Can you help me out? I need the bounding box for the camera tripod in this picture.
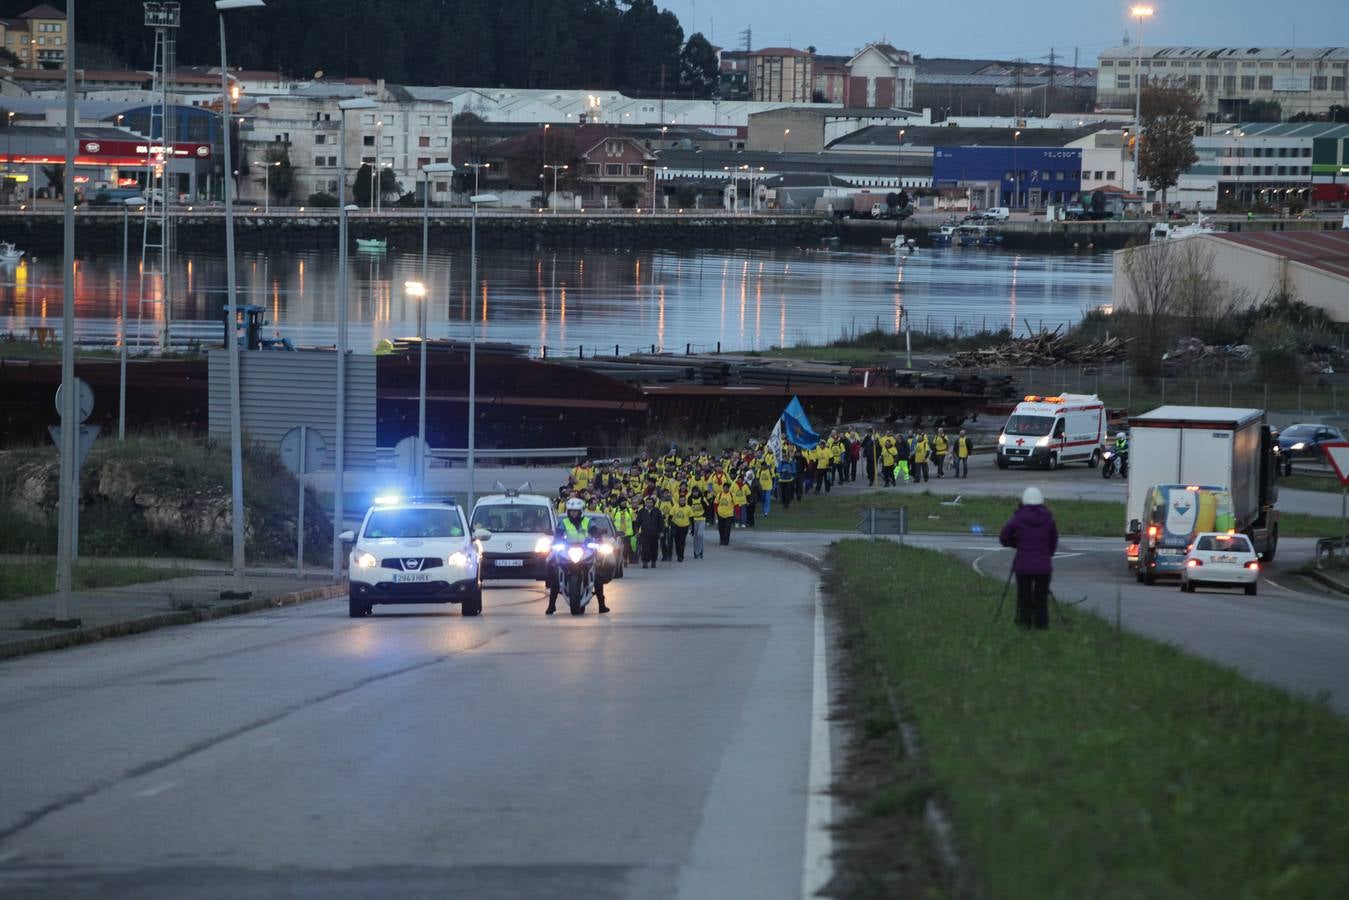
[993,568,1078,626]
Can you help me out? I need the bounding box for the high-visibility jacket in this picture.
[613,508,634,536]
[757,467,774,491]
[731,482,749,506]
[715,491,736,518]
[933,435,949,455]
[689,496,709,521]
[559,516,591,541]
[913,437,931,464]
[831,441,844,464]
[669,502,693,528]
[571,466,592,490]
[956,436,972,459]
[879,438,897,467]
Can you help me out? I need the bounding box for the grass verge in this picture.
[758,488,1343,538]
[827,539,1349,898]
[0,559,182,602]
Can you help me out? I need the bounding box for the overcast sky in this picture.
[674,0,1347,63]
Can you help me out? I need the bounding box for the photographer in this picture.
[998,487,1059,630]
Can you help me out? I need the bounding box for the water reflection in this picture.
[0,245,1114,353]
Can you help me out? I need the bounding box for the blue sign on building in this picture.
[933,146,1082,208]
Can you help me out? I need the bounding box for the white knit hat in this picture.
[1021,486,1045,506]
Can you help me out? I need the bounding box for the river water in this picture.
[0,244,1114,354]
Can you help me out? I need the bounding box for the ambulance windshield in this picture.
[1004,414,1054,437]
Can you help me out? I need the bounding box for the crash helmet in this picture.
[565,498,585,513]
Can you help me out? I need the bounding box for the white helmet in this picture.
[1021,486,1045,506]
[565,498,585,512]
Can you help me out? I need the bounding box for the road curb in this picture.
[1304,568,1349,595]
[0,582,348,662]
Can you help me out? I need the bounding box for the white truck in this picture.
[1125,406,1280,583]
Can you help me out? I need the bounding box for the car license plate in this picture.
[495,559,524,567]
[1212,555,1237,563]
[392,572,431,583]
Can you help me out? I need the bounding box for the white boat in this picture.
[1151,216,1217,241]
[0,242,24,264]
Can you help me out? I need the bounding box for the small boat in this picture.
[957,224,1003,247]
[355,237,387,253]
[0,241,24,264]
[927,224,957,245]
[1151,216,1216,241]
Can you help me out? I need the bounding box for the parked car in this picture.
[1180,532,1260,595]
[1275,423,1344,474]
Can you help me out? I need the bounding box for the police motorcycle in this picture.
[548,498,605,615]
[1101,439,1129,479]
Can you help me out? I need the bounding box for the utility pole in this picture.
[1045,47,1056,117]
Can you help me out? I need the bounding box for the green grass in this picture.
[759,488,1345,538]
[0,559,182,602]
[1279,474,1344,494]
[828,539,1349,899]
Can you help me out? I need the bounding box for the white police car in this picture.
[343,496,485,618]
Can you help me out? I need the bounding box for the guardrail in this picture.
[1315,536,1349,569]
[375,445,589,466]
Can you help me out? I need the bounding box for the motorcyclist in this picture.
[549,497,607,615]
[1113,431,1129,474]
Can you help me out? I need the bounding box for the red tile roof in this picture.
[1212,230,1349,280]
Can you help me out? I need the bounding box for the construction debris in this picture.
[941,329,1131,369]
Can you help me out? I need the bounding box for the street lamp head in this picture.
[422,162,456,174]
[469,193,500,204]
[123,197,146,207]
[1130,4,1154,18]
[215,0,265,10]
[343,203,359,211]
[404,280,427,298]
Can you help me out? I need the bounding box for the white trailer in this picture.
[1124,406,1280,576]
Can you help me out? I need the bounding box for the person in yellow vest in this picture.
[657,489,675,561]
[954,429,974,479]
[669,488,694,561]
[688,486,709,559]
[831,435,845,488]
[571,459,593,493]
[731,476,750,528]
[913,431,931,483]
[612,496,636,562]
[933,428,950,478]
[757,463,776,517]
[879,435,898,487]
[715,482,737,545]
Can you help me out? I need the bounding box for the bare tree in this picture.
[1122,240,1179,376]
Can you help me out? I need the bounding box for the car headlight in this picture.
[998,433,1007,445]
[1036,435,1050,447]
[534,537,552,553]
[448,551,469,567]
[354,551,377,569]
[567,546,584,563]
[1291,442,1306,451]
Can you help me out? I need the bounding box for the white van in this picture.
[996,393,1107,470]
[983,207,1011,221]
[469,487,558,581]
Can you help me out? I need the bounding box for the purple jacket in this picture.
[998,504,1059,575]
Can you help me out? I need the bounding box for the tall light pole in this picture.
[649,165,658,213]
[544,163,566,214]
[119,196,146,441]
[466,193,500,511]
[1012,129,1022,209]
[216,0,265,595]
[782,128,790,152]
[55,0,79,616]
[333,95,377,577]
[253,158,280,213]
[417,162,455,494]
[463,161,489,202]
[897,128,906,189]
[1131,4,1154,199]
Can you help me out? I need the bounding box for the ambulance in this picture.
[995,393,1107,470]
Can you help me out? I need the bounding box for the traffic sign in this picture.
[48,424,100,468]
[55,379,95,423]
[1321,442,1349,485]
[280,426,326,476]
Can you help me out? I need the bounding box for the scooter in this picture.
[550,540,600,615]
[1101,448,1129,479]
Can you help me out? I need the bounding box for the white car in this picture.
[470,490,557,581]
[343,496,485,618]
[1181,532,1260,595]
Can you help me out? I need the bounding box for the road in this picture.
[743,530,1349,715]
[0,549,833,899]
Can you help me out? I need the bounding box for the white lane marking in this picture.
[801,584,835,899]
[971,548,1011,578]
[135,781,178,798]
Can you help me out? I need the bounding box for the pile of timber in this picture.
[942,329,1131,369]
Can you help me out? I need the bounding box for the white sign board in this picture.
[1272,75,1310,92]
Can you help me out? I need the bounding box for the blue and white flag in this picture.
[780,396,820,449]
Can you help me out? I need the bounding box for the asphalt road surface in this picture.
[0,548,833,900]
[748,530,1349,715]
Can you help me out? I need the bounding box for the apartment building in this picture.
[749,48,814,103]
[242,87,454,202]
[0,4,67,69]
[1096,46,1349,120]
[845,43,916,110]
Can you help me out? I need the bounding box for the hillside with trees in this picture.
[14,0,716,95]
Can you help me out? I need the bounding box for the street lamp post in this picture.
[783,128,790,152]
[253,158,280,213]
[466,193,500,510]
[216,0,265,596]
[544,163,566,214]
[1012,129,1022,209]
[333,96,377,577]
[897,129,906,189]
[463,162,489,200]
[1131,4,1154,198]
[118,196,146,441]
[416,162,455,493]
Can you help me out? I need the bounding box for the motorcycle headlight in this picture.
[552,542,568,554]
[448,551,469,567]
[354,551,377,569]
[567,546,584,563]
[597,543,613,555]
[534,537,552,553]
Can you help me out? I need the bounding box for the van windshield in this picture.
[1004,414,1054,437]
[471,503,553,534]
